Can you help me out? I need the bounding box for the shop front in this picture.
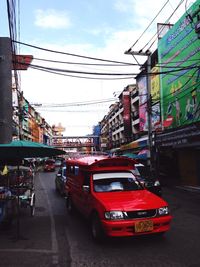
[156,122,200,186]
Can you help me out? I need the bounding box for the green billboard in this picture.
[158,0,200,128]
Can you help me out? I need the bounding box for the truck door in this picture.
[79,171,93,216]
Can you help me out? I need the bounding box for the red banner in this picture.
[12,55,33,70]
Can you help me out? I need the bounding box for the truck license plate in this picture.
[135,220,153,232]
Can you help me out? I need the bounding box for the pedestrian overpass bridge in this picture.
[51,136,98,149]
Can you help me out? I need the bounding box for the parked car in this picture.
[65,155,172,242]
[55,166,67,196]
[44,159,56,172]
[133,163,162,196]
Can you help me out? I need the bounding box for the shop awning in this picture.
[122,148,149,160]
[120,136,148,151]
[122,152,138,159]
[137,148,149,159]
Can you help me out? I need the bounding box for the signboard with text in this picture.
[158,0,200,129]
[151,66,160,103]
[122,92,131,137]
[138,76,148,131]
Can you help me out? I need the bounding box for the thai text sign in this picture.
[158,0,200,128]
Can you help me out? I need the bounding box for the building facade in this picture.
[12,87,54,144]
[100,0,200,187]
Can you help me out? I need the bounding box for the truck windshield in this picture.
[93,172,143,192]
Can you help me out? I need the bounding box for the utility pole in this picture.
[146,51,153,173]
[125,50,153,173]
[18,90,24,140]
[0,37,12,143]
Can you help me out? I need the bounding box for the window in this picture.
[93,172,142,192]
[68,165,79,176]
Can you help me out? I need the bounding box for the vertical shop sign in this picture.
[151,66,160,103]
[151,66,161,130]
[137,76,148,131]
[122,91,131,137]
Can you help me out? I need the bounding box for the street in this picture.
[0,169,200,267]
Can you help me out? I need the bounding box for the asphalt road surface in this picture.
[0,170,200,267]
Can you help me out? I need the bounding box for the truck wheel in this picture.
[91,214,105,242]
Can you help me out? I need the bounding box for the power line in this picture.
[13,40,141,66]
[30,64,135,80]
[33,57,138,67]
[137,67,199,106]
[29,62,136,76]
[142,0,185,52]
[126,0,170,52]
[31,98,117,107]
[33,109,108,113]
[15,59,200,77]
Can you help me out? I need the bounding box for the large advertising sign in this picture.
[151,66,161,130]
[139,103,148,131]
[138,76,147,105]
[151,66,160,103]
[138,76,148,131]
[122,91,131,137]
[138,72,161,131]
[158,0,200,129]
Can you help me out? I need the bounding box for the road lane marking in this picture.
[0,248,53,253]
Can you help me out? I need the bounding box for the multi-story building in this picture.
[12,87,53,144]
[100,115,109,152]
[100,84,144,154]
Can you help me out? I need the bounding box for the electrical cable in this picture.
[12,52,200,69]
[31,98,117,107]
[33,109,108,113]
[28,62,136,76]
[32,57,138,67]
[13,40,141,66]
[7,1,19,92]
[14,59,200,76]
[126,0,170,51]
[29,64,135,80]
[142,0,185,52]
[137,68,199,107]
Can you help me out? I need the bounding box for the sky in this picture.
[0,0,195,136]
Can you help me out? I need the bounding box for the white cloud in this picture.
[34,9,71,29]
